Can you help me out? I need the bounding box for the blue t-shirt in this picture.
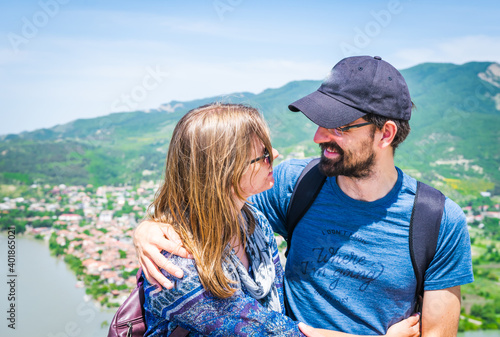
[250,158,474,335]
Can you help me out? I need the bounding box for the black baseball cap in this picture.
[288,56,412,129]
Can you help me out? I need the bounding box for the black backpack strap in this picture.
[409,181,445,313]
[284,158,326,257]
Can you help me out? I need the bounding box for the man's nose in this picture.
[313,126,337,144]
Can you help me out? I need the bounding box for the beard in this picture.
[318,139,376,178]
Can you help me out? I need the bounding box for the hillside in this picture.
[1,61,499,203]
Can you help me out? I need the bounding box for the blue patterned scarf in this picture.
[223,221,281,313]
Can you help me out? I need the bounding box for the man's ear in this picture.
[378,121,397,149]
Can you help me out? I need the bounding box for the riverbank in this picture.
[0,233,115,336]
[28,219,140,309]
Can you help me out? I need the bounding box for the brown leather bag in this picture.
[107,268,189,337]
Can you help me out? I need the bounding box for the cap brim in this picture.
[288,90,366,129]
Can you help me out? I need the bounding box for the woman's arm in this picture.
[144,254,305,336]
[136,216,421,337]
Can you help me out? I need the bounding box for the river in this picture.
[1,233,115,337]
[458,332,500,336]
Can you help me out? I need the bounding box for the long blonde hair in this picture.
[149,103,273,298]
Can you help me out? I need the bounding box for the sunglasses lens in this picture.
[250,148,271,164]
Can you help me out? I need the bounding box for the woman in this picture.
[142,103,419,336]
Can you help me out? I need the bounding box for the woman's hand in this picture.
[385,313,420,337]
[133,220,192,289]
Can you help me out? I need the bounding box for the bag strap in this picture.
[136,267,144,284]
[409,181,445,312]
[171,325,190,337]
[285,158,326,257]
[135,268,190,337]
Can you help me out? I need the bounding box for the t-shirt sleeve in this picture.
[249,159,309,238]
[423,198,474,290]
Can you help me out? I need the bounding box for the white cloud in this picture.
[162,58,329,101]
[438,35,500,64]
[2,1,500,135]
[393,35,500,69]
[392,48,438,69]
[0,48,21,65]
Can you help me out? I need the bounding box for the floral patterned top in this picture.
[143,205,304,336]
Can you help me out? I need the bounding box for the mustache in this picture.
[320,142,344,156]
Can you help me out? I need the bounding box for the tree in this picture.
[470,304,483,318]
[119,249,127,259]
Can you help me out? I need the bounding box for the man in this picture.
[133,56,473,335]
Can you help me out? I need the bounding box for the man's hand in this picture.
[298,314,419,337]
[385,313,420,337]
[133,220,192,289]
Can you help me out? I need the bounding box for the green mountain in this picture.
[1,61,499,203]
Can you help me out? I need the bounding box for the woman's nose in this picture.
[272,148,279,159]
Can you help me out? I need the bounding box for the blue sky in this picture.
[1,0,500,135]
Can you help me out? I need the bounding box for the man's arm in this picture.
[421,286,461,336]
[143,254,307,336]
[298,314,420,337]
